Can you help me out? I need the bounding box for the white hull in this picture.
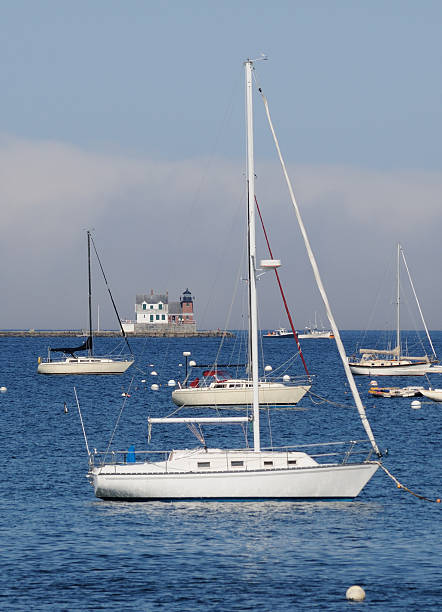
[172,383,310,406]
[420,389,442,402]
[91,449,379,500]
[297,331,333,339]
[349,361,431,376]
[38,357,134,375]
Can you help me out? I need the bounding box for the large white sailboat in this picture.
[86,59,381,501]
[38,231,134,375]
[348,244,437,376]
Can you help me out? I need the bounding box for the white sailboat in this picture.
[172,373,310,407]
[348,244,437,376]
[420,389,442,402]
[172,261,310,407]
[86,59,381,501]
[297,313,334,339]
[38,231,134,375]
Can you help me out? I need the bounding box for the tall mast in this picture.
[396,243,401,359]
[87,230,93,356]
[245,59,260,453]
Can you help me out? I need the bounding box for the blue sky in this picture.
[1,1,442,331]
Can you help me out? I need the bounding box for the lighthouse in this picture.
[180,288,194,324]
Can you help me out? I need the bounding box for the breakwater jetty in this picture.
[0,329,233,338]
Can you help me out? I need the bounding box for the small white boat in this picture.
[349,354,432,377]
[420,388,442,402]
[38,231,134,375]
[38,356,133,375]
[263,327,294,338]
[297,327,334,339]
[348,245,436,377]
[297,313,333,339]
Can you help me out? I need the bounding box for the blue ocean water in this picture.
[1,331,441,611]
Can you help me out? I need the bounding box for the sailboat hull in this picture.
[37,357,134,375]
[91,461,379,501]
[172,383,310,406]
[349,361,431,376]
[420,389,442,402]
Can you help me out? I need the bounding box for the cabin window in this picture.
[197,461,210,468]
[231,460,244,467]
[264,461,273,467]
[288,459,297,465]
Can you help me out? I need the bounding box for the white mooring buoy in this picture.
[168,379,176,387]
[370,380,377,386]
[346,585,366,601]
[151,383,159,391]
[0,386,7,392]
[411,400,421,410]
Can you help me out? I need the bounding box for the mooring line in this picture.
[376,462,441,503]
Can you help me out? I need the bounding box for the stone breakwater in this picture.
[0,329,233,338]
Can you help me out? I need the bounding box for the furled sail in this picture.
[359,347,400,356]
[50,336,92,358]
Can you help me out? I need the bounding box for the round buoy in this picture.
[189,360,196,367]
[141,379,146,383]
[346,585,366,601]
[282,374,290,382]
[264,365,273,372]
[168,379,176,387]
[150,371,158,376]
[151,383,159,391]
[0,386,7,392]
[370,380,377,386]
[411,400,421,410]
[178,363,183,367]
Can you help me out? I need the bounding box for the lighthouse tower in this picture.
[180,288,194,325]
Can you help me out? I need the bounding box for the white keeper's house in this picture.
[122,289,196,333]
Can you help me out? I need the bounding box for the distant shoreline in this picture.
[0,329,232,338]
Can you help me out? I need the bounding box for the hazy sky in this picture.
[1,1,442,331]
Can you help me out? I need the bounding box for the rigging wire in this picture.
[254,70,381,458]
[102,374,137,463]
[89,233,133,356]
[255,195,310,379]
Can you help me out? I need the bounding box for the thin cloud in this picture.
[0,137,441,330]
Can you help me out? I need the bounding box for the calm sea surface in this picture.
[1,331,441,610]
